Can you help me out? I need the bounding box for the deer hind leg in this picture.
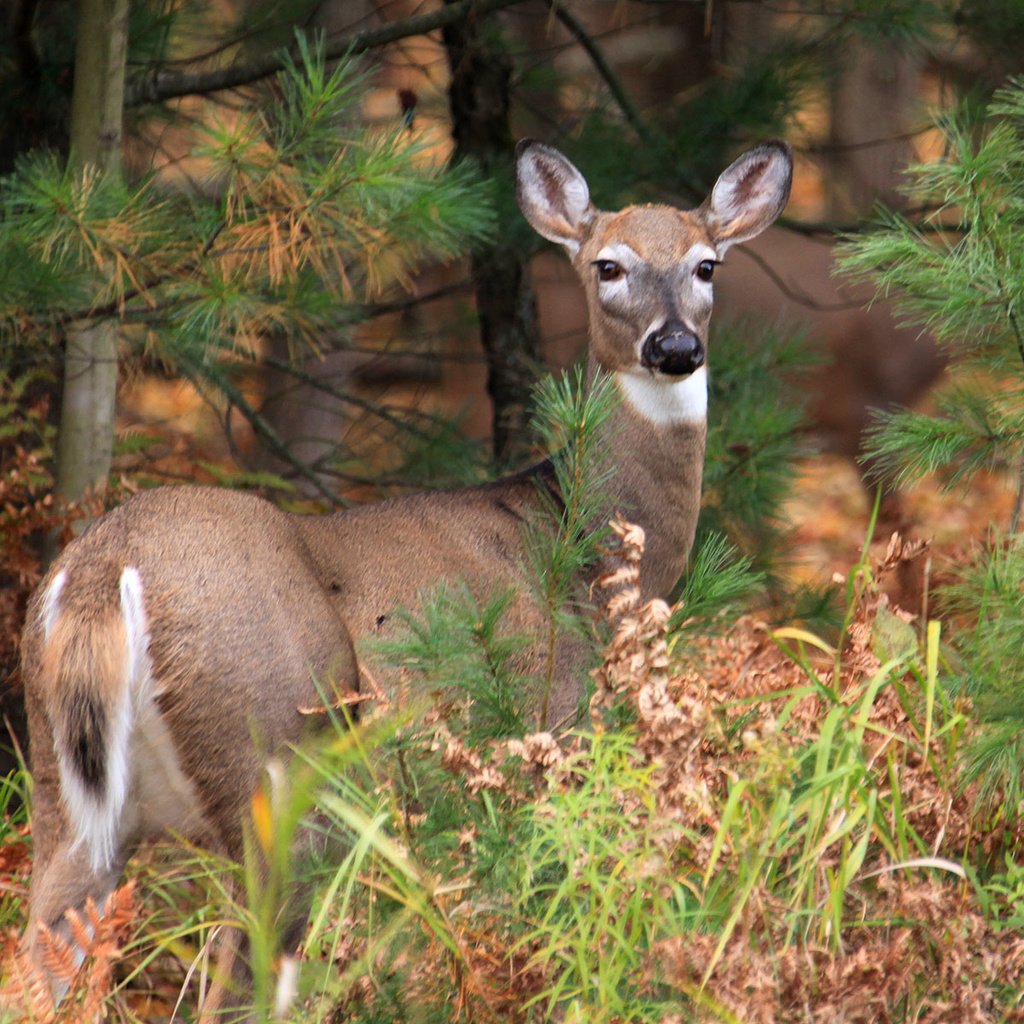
[20,706,128,1005]
[190,805,339,1022]
[23,837,125,1002]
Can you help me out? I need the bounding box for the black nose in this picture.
[641,323,705,377]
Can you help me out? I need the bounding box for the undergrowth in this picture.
[7,80,1024,1011]
[2,372,1023,1022]
[2,360,1023,1021]
[4,516,1022,1023]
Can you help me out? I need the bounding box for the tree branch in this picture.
[548,0,656,148]
[258,351,444,441]
[125,0,531,108]
[731,242,866,313]
[178,354,347,508]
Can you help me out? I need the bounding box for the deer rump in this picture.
[23,472,564,869]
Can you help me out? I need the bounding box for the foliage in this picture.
[825,0,950,48]
[569,49,807,208]
[4,4,1024,1022]
[838,78,1024,836]
[1,884,140,1024]
[687,317,828,632]
[700,318,816,583]
[957,0,1024,71]
[937,534,1024,818]
[0,35,493,496]
[2,412,1022,1022]
[0,371,106,686]
[671,531,763,636]
[837,78,1024,528]
[377,583,532,742]
[524,366,618,720]
[517,729,669,1022]
[70,525,1013,1024]
[653,41,817,197]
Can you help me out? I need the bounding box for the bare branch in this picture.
[178,356,347,507]
[258,351,443,441]
[548,0,656,148]
[731,242,866,314]
[125,0,531,108]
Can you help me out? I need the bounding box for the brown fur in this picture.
[18,140,793,1003]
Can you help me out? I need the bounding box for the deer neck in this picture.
[591,359,708,597]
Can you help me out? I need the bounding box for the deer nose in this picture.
[641,323,705,377]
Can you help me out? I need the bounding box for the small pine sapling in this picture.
[837,77,1024,822]
[523,365,618,725]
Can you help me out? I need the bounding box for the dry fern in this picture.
[1,882,139,1023]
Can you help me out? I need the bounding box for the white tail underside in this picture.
[48,567,153,873]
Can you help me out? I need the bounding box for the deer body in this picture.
[19,139,791,994]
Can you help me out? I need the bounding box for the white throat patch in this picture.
[615,365,708,425]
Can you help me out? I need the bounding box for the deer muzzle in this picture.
[641,322,705,377]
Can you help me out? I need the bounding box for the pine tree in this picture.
[837,79,1024,531]
[0,36,493,506]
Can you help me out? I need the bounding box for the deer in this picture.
[17,138,792,1001]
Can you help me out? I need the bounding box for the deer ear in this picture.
[705,141,792,252]
[515,140,594,255]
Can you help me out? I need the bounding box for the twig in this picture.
[775,206,961,237]
[256,351,445,441]
[730,242,867,313]
[178,355,346,507]
[548,0,657,149]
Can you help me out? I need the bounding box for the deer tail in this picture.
[38,566,151,872]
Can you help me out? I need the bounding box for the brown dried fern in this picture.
[590,515,719,831]
[1,882,139,1024]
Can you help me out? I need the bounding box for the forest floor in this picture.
[785,453,1014,612]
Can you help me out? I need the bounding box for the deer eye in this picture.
[593,259,624,283]
[696,259,718,282]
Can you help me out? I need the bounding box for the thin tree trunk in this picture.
[441,1,541,468]
[55,0,129,505]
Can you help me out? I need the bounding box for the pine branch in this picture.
[33,258,470,337]
[124,0,530,108]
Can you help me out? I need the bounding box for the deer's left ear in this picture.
[703,141,792,252]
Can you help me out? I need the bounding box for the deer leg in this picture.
[20,683,127,1002]
[195,920,255,1024]
[23,830,125,1003]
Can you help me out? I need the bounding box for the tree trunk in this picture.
[441,0,541,468]
[55,0,129,505]
[826,42,920,219]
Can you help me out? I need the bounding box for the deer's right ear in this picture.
[515,140,594,256]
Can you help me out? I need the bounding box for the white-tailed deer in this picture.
[18,139,791,995]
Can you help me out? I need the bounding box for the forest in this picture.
[2,0,1024,1020]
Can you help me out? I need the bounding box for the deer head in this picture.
[516,139,792,423]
